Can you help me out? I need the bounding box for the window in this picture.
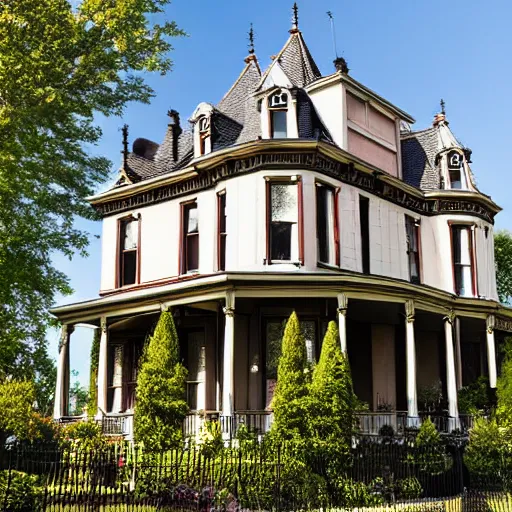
[217,191,227,271]
[451,225,475,297]
[198,116,211,156]
[118,216,139,287]
[181,201,199,274]
[359,196,370,274]
[447,150,467,189]
[184,330,206,411]
[405,215,420,283]
[266,179,302,263]
[316,183,339,266]
[268,91,288,138]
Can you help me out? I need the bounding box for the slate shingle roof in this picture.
[401,128,440,190]
[278,32,321,88]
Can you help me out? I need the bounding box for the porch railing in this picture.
[356,411,407,435]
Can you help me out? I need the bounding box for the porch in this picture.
[53,288,501,440]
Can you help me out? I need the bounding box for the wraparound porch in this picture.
[52,278,506,439]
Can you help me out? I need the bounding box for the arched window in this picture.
[268,91,288,138]
[198,116,211,156]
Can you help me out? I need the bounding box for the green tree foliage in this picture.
[134,310,188,450]
[414,417,450,475]
[269,311,309,442]
[309,321,356,470]
[69,370,88,416]
[88,328,100,414]
[0,380,37,444]
[497,337,512,425]
[495,230,512,304]
[0,0,183,381]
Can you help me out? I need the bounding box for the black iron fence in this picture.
[1,438,511,511]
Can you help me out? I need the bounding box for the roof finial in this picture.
[440,98,446,116]
[248,23,255,55]
[291,2,299,32]
[121,124,129,169]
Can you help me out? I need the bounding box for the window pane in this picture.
[359,196,370,274]
[317,186,336,264]
[187,205,198,233]
[458,228,471,265]
[449,169,462,189]
[270,223,292,260]
[271,110,287,138]
[187,233,199,271]
[271,184,297,222]
[123,220,137,250]
[122,251,137,285]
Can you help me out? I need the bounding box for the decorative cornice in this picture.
[92,148,497,223]
[495,316,512,332]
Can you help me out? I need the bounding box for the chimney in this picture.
[167,109,182,162]
[334,57,349,74]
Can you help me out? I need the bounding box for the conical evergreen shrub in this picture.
[309,321,356,470]
[87,328,100,414]
[134,310,188,450]
[270,311,309,441]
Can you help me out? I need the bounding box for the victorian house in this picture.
[52,7,512,438]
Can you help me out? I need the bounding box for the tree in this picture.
[309,321,356,469]
[69,370,88,416]
[87,328,100,414]
[0,0,183,380]
[270,311,309,442]
[497,337,512,425]
[495,230,512,304]
[0,380,37,446]
[134,310,188,450]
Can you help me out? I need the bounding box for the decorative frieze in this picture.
[94,149,496,223]
[495,316,512,333]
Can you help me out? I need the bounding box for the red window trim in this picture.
[315,180,341,267]
[115,214,141,289]
[448,221,477,297]
[217,191,226,271]
[180,199,199,275]
[265,176,304,265]
[405,215,421,284]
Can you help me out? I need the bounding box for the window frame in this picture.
[405,215,421,284]
[359,195,370,274]
[315,180,340,268]
[198,116,211,156]
[116,214,141,288]
[265,176,304,265]
[268,91,288,139]
[217,190,227,271]
[180,199,199,275]
[449,222,478,297]
[446,150,466,190]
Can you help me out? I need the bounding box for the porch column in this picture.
[53,324,74,419]
[337,293,348,353]
[444,312,460,431]
[486,315,497,388]
[111,345,124,413]
[454,318,463,390]
[405,300,419,426]
[96,317,108,418]
[222,291,235,417]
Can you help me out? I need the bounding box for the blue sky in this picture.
[48,0,512,387]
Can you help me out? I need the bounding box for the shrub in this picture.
[269,312,309,442]
[0,470,39,512]
[498,337,512,426]
[134,310,189,450]
[61,420,105,450]
[414,418,451,475]
[309,321,356,473]
[417,381,443,412]
[379,424,395,438]
[458,376,493,415]
[198,420,223,458]
[87,328,101,414]
[396,476,423,500]
[333,477,385,507]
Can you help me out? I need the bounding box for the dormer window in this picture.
[198,116,211,156]
[447,150,467,189]
[269,92,288,138]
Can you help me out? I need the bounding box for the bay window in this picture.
[118,215,140,287]
[181,201,199,274]
[405,215,420,283]
[451,225,475,297]
[266,178,303,264]
[316,182,339,266]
